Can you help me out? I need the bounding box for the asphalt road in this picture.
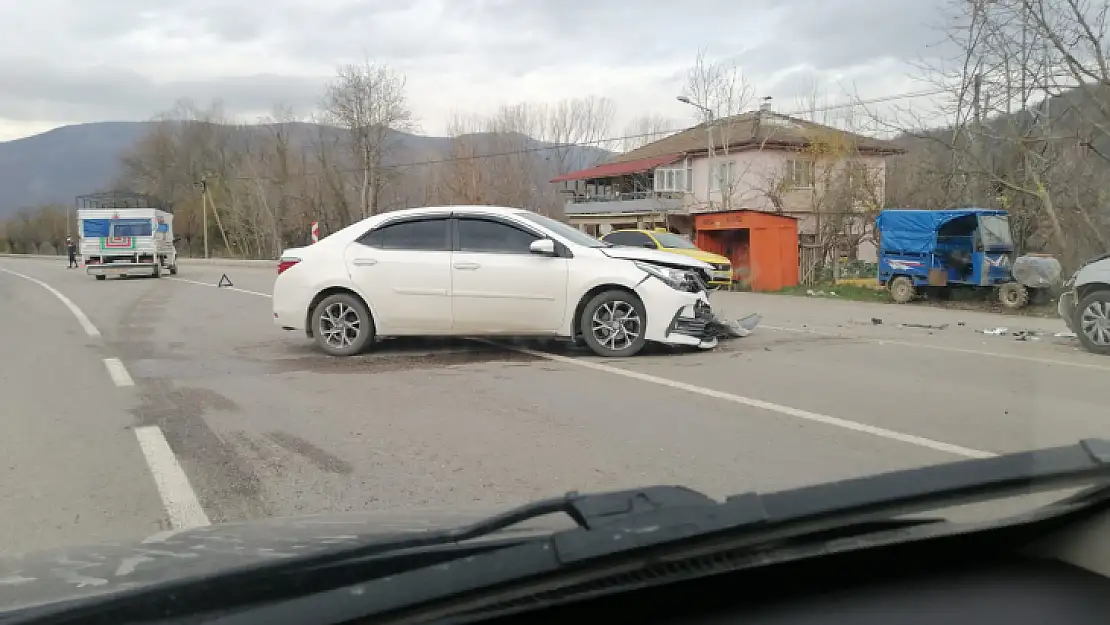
[1,255,1106,555]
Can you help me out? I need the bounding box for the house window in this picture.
[653,166,688,193]
[785,159,815,189]
[713,161,737,192]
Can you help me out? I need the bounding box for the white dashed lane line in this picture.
[0,263,210,530]
[103,357,135,387]
[133,426,212,528]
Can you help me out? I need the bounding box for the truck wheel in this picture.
[153,263,162,278]
[95,275,106,281]
[998,282,1029,310]
[889,276,916,304]
[169,263,178,275]
[1076,289,1110,355]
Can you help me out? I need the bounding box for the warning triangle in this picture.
[218,273,233,288]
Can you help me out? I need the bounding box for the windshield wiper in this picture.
[14,440,1110,625]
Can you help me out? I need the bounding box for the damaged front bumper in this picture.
[667,299,718,348]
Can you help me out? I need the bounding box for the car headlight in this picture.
[634,261,694,290]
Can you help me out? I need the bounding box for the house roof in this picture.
[550,153,683,183]
[609,111,905,164]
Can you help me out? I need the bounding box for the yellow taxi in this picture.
[600,228,733,288]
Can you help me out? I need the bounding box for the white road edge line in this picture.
[762,325,1110,372]
[0,267,101,337]
[501,343,995,460]
[133,425,211,529]
[103,357,135,387]
[166,276,272,298]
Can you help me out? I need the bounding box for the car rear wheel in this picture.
[312,293,375,356]
[580,290,647,358]
[1076,289,1110,356]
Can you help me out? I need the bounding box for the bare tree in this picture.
[620,114,677,152]
[322,61,414,219]
[681,49,755,156]
[880,0,1110,269]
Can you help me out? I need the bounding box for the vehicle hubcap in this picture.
[591,301,641,351]
[320,302,361,349]
[1079,300,1110,346]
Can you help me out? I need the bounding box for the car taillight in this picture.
[278,258,300,274]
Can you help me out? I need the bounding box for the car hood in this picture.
[600,247,713,271]
[0,507,575,611]
[661,248,730,265]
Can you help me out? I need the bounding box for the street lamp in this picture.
[677,96,714,210]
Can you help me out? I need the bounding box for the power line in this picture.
[216,87,947,180]
[380,88,947,170]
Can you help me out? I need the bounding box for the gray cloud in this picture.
[0,0,957,136]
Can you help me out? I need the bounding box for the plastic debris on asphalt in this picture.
[710,313,762,339]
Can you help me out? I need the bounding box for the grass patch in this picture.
[775,284,889,302]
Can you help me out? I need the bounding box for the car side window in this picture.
[457,218,540,254]
[606,231,654,247]
[359,219,449,251]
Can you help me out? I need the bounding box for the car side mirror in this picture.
[529,239,556,256]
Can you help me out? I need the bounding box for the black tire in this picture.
[169,263,178,275]
[153,263,161,278]
[95,274,106,281]
[311,293,375,356]
[1075,289,1110,356]
[889,276,916,304]
[579,290,648,358]
[997,282,1029,310]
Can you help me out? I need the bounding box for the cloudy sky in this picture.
[0,0,959,142]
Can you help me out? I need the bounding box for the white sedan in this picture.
[273,206,719,358]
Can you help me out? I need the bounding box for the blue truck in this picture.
[875,208,1058,309]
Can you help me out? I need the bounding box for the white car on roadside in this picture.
[1058,252,1110,355]
[272,206,718,358]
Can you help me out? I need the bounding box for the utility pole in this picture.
[193,179,209,259]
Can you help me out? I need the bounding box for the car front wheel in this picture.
[1076,289,1110,356]
[580,290,648,358]
[312,293,375,356]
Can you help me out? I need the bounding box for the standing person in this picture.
[66,237,78,268]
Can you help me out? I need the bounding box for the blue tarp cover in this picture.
[876,209,1007,254]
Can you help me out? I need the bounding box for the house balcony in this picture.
[563,191,685,216]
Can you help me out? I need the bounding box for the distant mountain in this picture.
[0,121,611,219]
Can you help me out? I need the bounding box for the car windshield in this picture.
[978,215,1014,248]
[653,232,698,249]
[1,0,1102,614]
[517,211,610,247]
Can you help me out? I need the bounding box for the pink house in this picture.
[552,106,904,262]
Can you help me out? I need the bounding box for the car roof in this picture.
[383,205,529,219]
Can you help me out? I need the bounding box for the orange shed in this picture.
[694,210,799,292]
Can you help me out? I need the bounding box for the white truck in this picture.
[78,207,178,280]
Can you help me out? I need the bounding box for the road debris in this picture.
[871,317,883,325]
[898,322,949,330]
[1054,331,1077,338]
[711,313,763,339]
[981,327,1008,335]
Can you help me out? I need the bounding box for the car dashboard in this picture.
[465,497,1110,625]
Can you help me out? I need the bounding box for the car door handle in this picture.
[453,262,481,270]
[353,258,378,266]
